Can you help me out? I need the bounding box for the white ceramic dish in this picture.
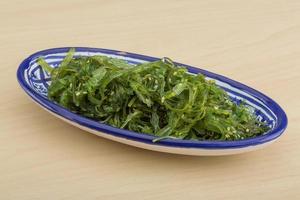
[17,47,288,156]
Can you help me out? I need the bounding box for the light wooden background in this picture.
[0,0,299,199]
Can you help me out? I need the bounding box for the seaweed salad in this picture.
[38,48,270,142]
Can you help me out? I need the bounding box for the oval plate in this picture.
[17,47,288,156]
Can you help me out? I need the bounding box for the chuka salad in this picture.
[38,48,270,142]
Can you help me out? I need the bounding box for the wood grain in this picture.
[0,0,299,199]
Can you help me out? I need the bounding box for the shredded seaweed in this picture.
[39,48,270,142]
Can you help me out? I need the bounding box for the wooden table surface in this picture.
[1,0,299,199]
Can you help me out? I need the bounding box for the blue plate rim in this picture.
[17,47,288,149]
